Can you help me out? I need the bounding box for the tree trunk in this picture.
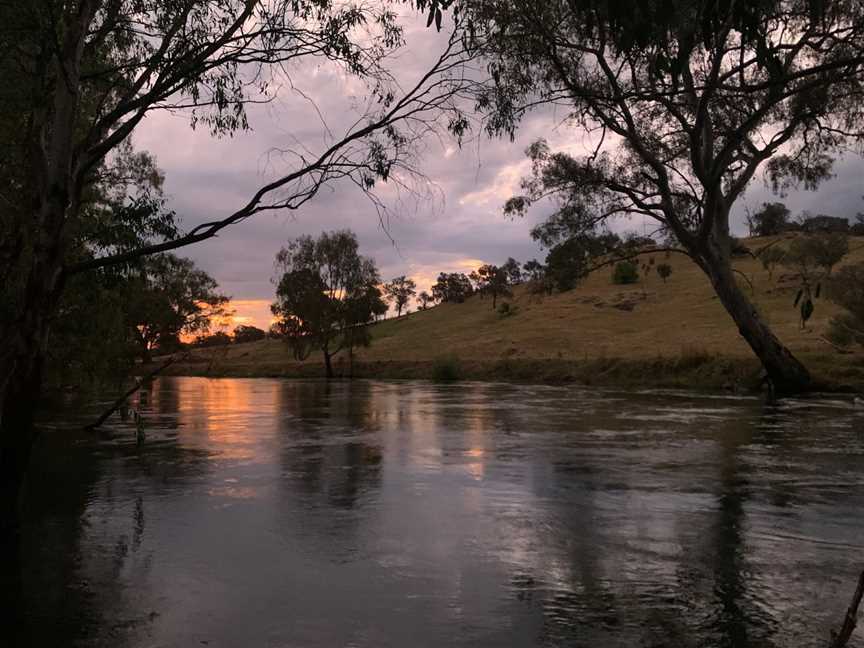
[704,255,812,394]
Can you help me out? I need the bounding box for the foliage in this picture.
[271,230,384,377]
[462,0,864,389]
[760,247,786,280]
[417,291,435,310]
[431,272,473,303]
[193,331,232,348]
[746,202,790,237]
[233,325,267,344]
[780,235,851,328]
[826,263,864,348]
[431,355,462,381]
[544,232,624,292]
[124,254,230,362]
[612,261,640,285]
[656,263,672,283]
[522,259,546,282]
[383,276,417,317]
[501,257,523,284]
[470,264,512,308]
[497,302,517,318]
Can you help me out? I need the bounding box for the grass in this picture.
[165,235,864,391]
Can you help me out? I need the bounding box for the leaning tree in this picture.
[0,0,475,532]
[458,0,864,392]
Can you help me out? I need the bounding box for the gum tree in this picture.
[0,1,474,532]
[462,0,864,392]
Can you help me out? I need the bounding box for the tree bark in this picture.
[704,253,812,394]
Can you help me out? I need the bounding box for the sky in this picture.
[136,12,864,331]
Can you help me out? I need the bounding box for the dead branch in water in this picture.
[84,353,186,431]
[830,570,864,648]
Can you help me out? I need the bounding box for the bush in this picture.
[612,261,639,284]
[497,302,517,318]
[432,355,462,381]
[826,263,864,348]
[656,263,672,283]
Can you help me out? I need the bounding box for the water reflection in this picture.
[9,379,864,647]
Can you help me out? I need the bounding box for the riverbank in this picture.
[154,235,864,392]
[154,350,863,393]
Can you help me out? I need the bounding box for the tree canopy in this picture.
[271,230,384,377]
[457,0,864,391]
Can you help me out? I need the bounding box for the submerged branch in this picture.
[84,353,186,430]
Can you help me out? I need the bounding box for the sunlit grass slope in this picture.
[174,236,864,389]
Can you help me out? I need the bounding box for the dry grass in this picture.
[172,236,864,390]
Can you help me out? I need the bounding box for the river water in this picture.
[7,377,864,647]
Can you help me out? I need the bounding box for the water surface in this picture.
[9,377,864,647]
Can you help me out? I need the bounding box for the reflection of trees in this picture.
[7,383,210,647]
[277,381,382,512]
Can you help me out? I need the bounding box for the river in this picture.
[7,377,864,647]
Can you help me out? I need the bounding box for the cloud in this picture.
[135,11,864,311]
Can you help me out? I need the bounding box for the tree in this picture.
[746,203,790,237]
[760,246,786,281]
[125,255,230,362]
[233,325,267,345]
[780,235,850,328]
[466,0,864,392]
[809,233,849,276]
[826,263,864,348]
[431,272,473,303]
[522,259,546,282]
[0,1,474,531]
[193,331,233,348]
[417,291,435,310]
[271,230,383,378]
[470,264,512,308]
[656,263,673,284]
[383,276,417,317]
[613,261,640,285]
[501,257,523,284]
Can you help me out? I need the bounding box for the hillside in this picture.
[168,236,864,390]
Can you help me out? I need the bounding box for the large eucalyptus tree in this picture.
[0,0,472,531]
[457,0,864,392]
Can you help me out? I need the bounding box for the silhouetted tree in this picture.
[522,259,546,282]
[192,331,232,348]
[271,230,383,378]
[501,257,523,284]
[656,263,672,284]
[417,291,435,310]
[233,325,267,344]
[125,255,230,362]
[383,276,417,317]
[746,203,790,237]
[470,264,512,308]
[431,272,473,303]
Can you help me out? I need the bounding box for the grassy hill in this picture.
[169,236,864,391]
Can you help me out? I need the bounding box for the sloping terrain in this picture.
[170,236,864,389]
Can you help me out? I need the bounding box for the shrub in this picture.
[656,263,672,283]
[497,302,517,318]
[826,263,864,348]
[432,355,462,381]
[759,246,785,279]
[612,260,639,284]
